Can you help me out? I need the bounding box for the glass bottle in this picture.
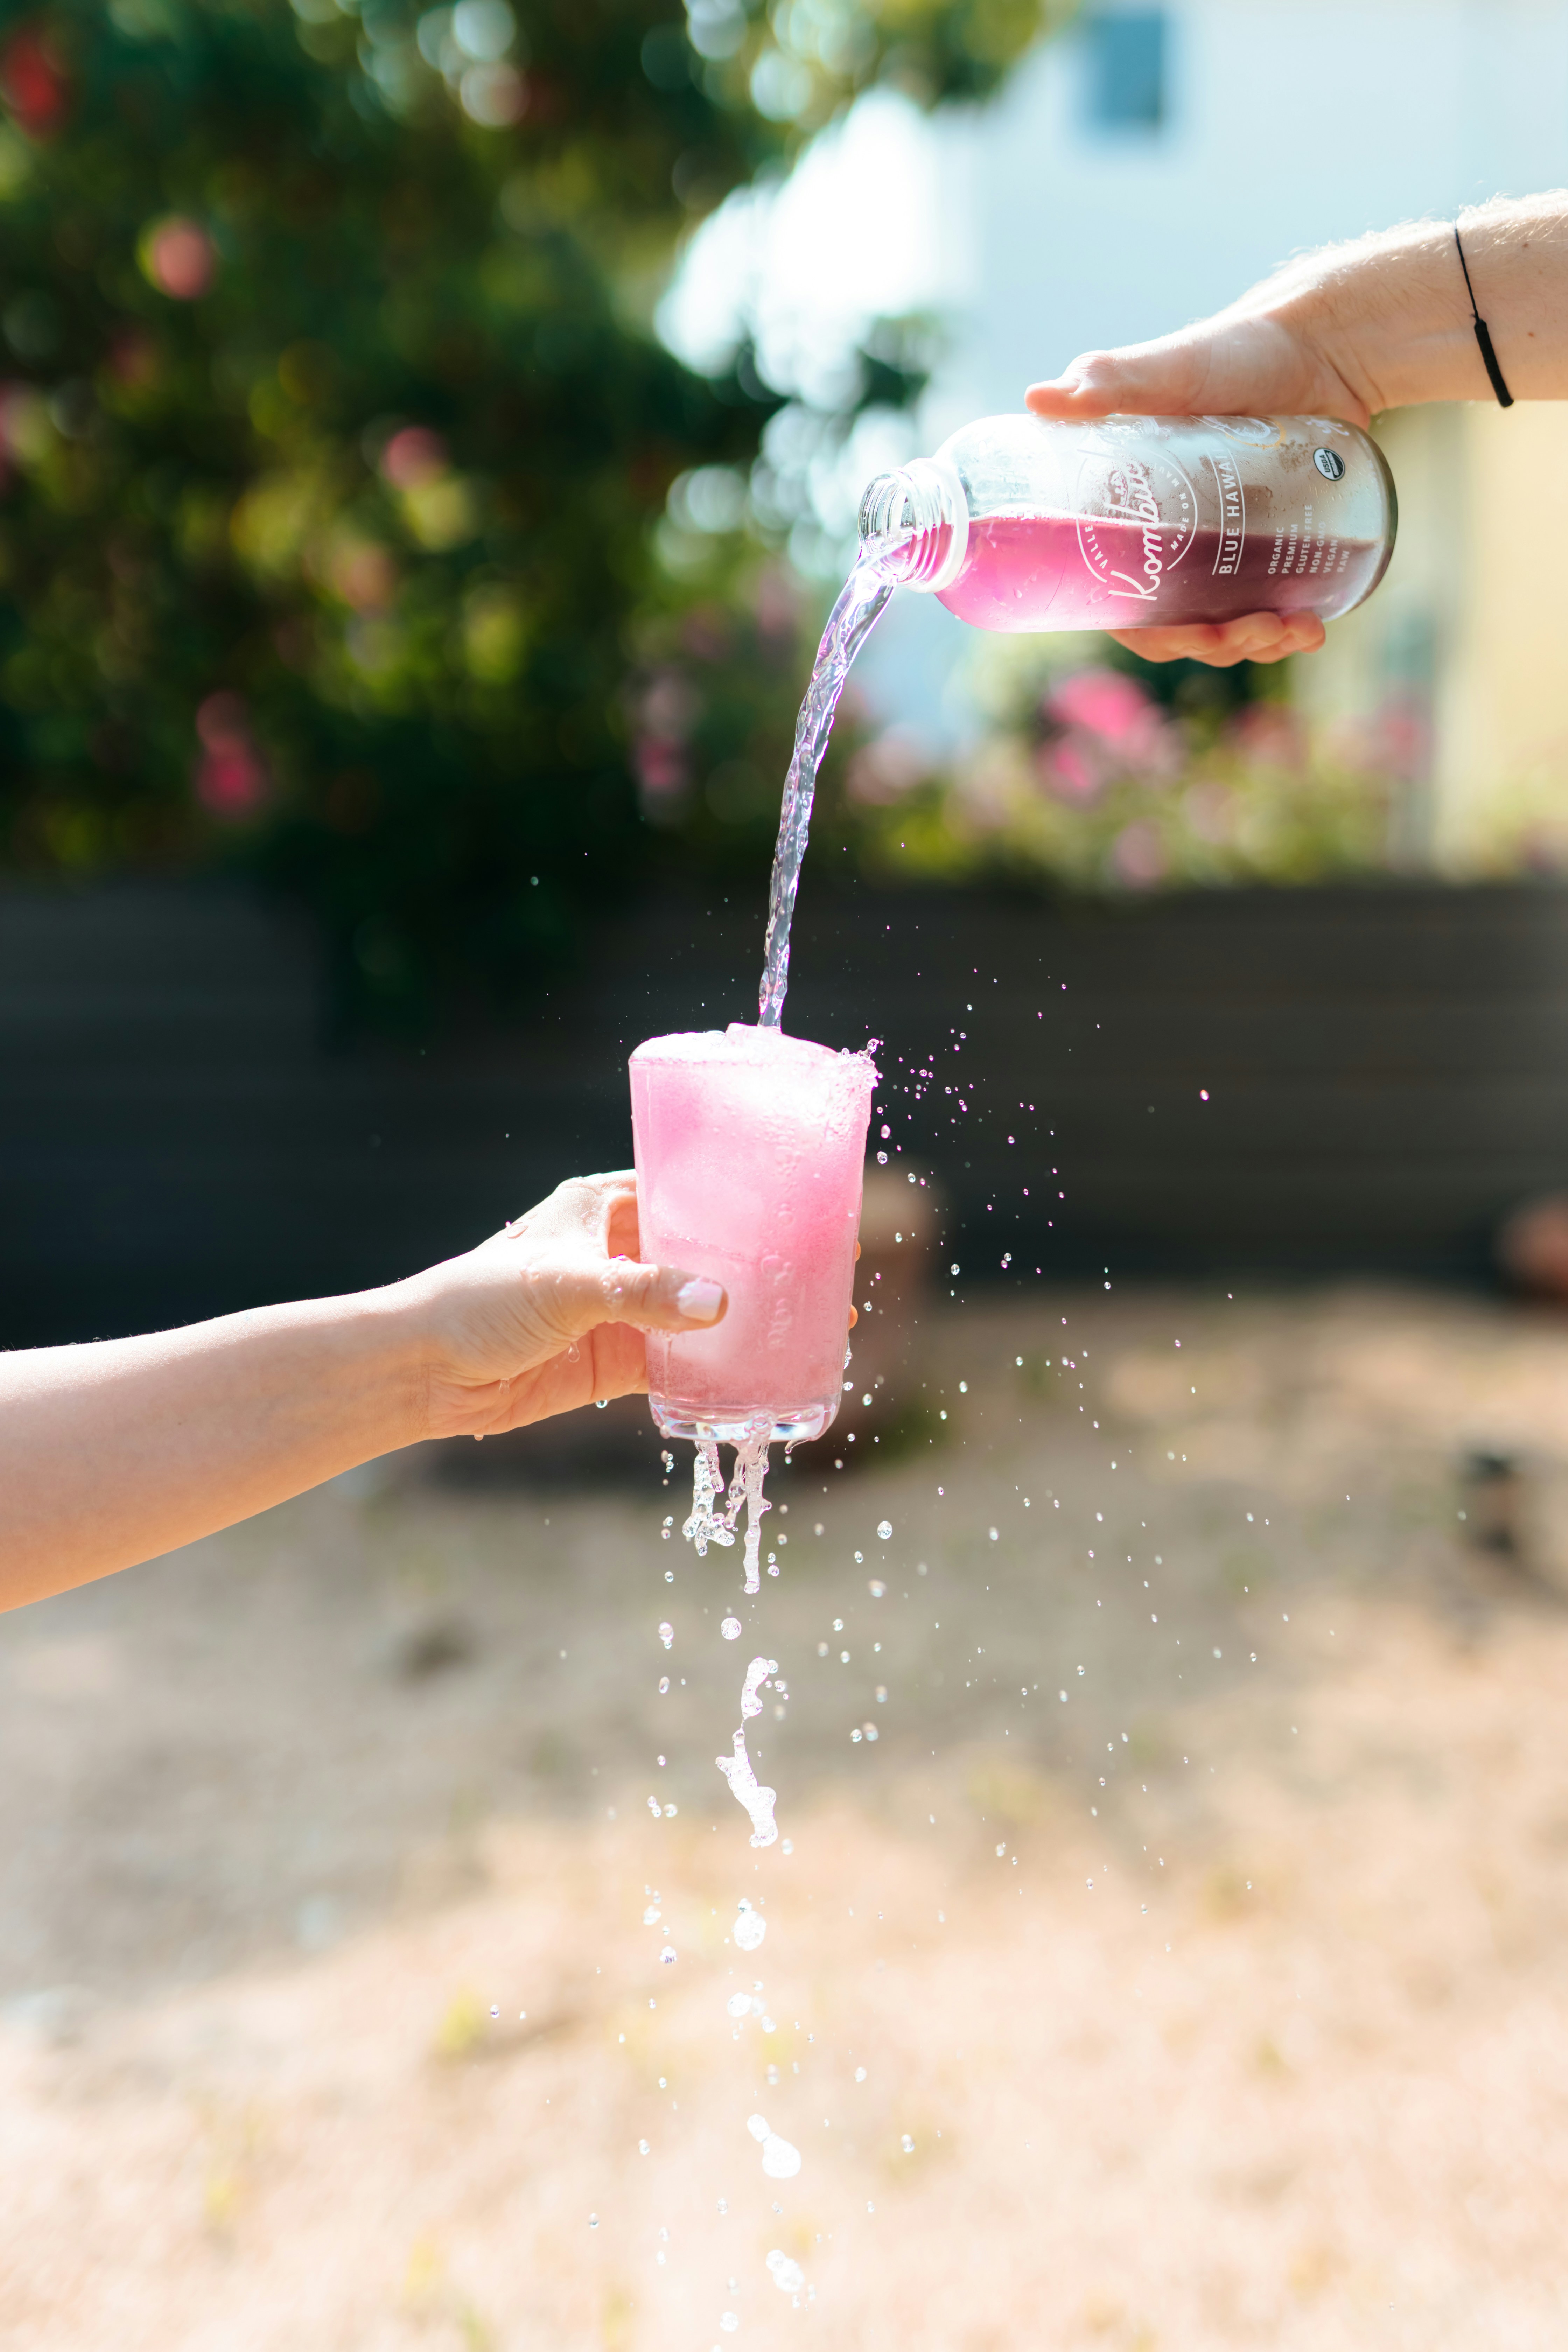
[858,412,1396,631]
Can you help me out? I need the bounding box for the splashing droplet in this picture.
[762,2133,802,2179]
[721,1616,742,1641]
[876,1519,892,1541]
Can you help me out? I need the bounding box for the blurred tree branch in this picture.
[0,0,1059,1023]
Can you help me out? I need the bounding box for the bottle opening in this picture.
[857,458,966,593]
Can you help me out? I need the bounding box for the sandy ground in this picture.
[4,1284,1568,2350]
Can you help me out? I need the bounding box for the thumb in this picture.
[549,1259,728,1338]
[1026,334,1209,419]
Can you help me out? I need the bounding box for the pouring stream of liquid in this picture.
[756,556,892,1030]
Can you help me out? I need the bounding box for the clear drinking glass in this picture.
[630,1024,877,1443]
[858,412,1397,631]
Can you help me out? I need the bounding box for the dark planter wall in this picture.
[2,877,1566,1346]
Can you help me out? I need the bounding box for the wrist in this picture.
[366,1271,449,1444]
[1270,218,1504,415]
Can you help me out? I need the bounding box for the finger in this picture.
[546,1258,728,1337]
[502,1170,636,1243]
[605,1185,641,1260]
[482,1322,651,1436]
[1108,611,1326,668]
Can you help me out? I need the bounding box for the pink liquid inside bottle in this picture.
[937,511,1388,632]
[630,1024,877,1443]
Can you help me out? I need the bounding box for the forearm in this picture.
[0,1287,430,1611]
[1259,195,1568,414]
[0,1172,720,1617]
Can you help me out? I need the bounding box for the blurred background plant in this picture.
[842,635,1395,894]
[0,0,1050,1024]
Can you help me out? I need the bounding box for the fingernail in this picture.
[675,1276,725,1324]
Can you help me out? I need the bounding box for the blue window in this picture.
[1083,11,1167,130]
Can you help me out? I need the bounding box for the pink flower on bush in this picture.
[1036,734,1105,802]
[1229,702,1304,770]
[141,217,217,301]
[1046,667,1167,763]
[1110,819,1168,889]
[631,667,699,812]
[193,693,269,819]
[0,24,71,140]
[379,427,449,490]
[635,735,687,799]
[1036,666,1176,801]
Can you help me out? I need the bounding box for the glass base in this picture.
[650,1396,839,1446]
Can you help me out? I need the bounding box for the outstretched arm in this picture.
[1024,194,1568,665]
[0,1172,724,1613]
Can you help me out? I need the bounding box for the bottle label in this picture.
[1205,447,1246,576]
[1072,450,1197,604]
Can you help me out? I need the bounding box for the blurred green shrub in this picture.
[0,0,1050,1022]
[845,634,1395,894]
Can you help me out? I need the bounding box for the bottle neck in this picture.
[857,456,967,593]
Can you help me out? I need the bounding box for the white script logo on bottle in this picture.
[1072,449,1197,603]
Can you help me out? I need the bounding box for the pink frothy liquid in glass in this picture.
[937,512,1386,633]
[630,1023,877,1443]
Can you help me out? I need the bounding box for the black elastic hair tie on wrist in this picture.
[1454,222,1514,408]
